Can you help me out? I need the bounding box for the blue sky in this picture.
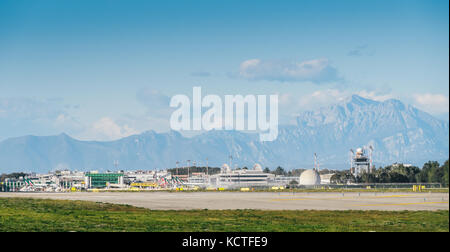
[0,0,448,140]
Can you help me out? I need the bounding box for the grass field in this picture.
[0,198,448,232]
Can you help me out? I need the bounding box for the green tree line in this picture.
[331,160,449,186]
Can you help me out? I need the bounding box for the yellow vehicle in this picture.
[131,182,158,188]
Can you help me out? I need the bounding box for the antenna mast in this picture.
[187,160,191,178]
[314,153,317,171]
[206,158,209,177]
[349,149,354,175]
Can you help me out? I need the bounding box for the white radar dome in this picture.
[299,169,321,185]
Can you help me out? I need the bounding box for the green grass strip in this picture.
[0,198,448,232]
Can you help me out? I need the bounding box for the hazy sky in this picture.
[0,0,448,140]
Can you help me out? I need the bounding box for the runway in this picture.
[0,191,448,211]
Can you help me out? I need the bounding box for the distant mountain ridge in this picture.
[292,95,448,166]
[0,95,448,173]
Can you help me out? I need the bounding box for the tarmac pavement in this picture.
[1,191,449,211]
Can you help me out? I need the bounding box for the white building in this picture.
[209,163,274,188]
[319,173,334,184]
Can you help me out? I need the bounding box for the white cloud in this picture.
[277,89,349,124]
[239,58,340,83]
[356,90,393,101]
[0,90,184,141]
[304,89,348,105]
[278,90,449,124]
[0,97,84,140]
[413,93,449,115]
[53,113,84,133]
[80,117,139,141]
[278,88,398,124]
[70,89,174,141]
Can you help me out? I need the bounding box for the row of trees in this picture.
[265,166,340,177]
[263,167,306,177]
[0,172,28,182]
[331,160,449,186]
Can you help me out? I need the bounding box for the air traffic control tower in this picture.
[350,147,373,177]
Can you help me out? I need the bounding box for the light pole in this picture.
[228,155,233,183]
[187,160,191,179]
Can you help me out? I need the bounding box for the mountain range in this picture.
[0,95,448,173]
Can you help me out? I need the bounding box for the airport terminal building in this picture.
[209,164,275,188]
